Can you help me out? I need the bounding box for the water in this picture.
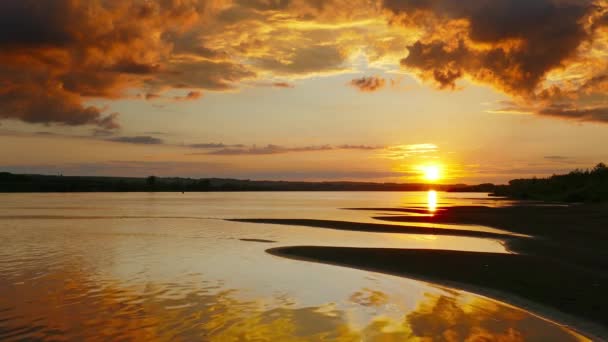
[0,192,588,341]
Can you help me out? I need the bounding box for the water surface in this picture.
[0,192,588,341]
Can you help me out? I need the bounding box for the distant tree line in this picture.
[0,173,212,192]
[3,165,606,201]
[492,163,608,202]
[0,172,456,193]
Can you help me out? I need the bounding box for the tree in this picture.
[146,176,157,188]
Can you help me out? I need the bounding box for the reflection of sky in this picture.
[0,193,589,340]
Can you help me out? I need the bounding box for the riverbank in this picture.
[367,204,608,272]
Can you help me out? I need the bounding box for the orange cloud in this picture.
[0,0,243,128]
[3,0,608,129]
[349,76,387,92]
[383,0,608,122]
[173,91,203,101]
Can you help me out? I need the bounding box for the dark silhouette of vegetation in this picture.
[492,163,608,202]
[0,172,462,193]
[2,163,606,199]
[146,175,157,188]
[446,183,497,193]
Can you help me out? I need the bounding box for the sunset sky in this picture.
[2,0,608,183]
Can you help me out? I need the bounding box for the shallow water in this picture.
[0,192,588,341]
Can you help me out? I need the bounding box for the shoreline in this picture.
[268,246,608,341]
[227,218,516,239]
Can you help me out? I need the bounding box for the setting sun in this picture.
[421,165,442,182]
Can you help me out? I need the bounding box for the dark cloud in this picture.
[152,60,256,91]
[382,0,608,123]
[108,60,161,75]
[146,93,162,100]
[538,104,608,123]
[234,0,292,11]
[108,136,164,145]
[173,91,203,101]
[4,0,607,129]
[349,76,386,92]
[0,1,76,48]
[0,84,120,129]
[384,0,597,96]
[0,0,252,129]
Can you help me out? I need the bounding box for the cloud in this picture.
[108,136,164,145]
[232,170,410,181]
[189,143,230,149]
[253,45,349,75]
[173,91,203,101]
[0,0,249,129]
[145,93,162,100]
[0,83,120,129]
[349,76,386,92]
[537,104,608,123]
[272,82,295,88]
[198,143,384,155]
[143,90,203,102]
[382,0,608,123]
[208,144,335,155]
[485,101,534,115]
[337,144,384,150]
[4,0,608,129]
[381,143,439,160]
[249,81,296,88]
[1,160,228,178]
[384,0,595,92]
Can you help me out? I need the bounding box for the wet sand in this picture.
[227,218,513,239]
[366,204,608,272]
[239,238,277,243]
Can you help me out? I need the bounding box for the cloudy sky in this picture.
[2,0,608,183]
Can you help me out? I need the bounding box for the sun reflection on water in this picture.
[427,190,438,214]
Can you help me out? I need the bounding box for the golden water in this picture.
[0,192,587,341]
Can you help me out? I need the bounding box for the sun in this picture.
[421,165,442,182]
